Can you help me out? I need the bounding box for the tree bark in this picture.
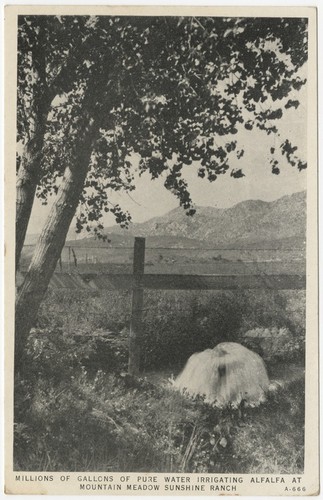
[15,18,90,269]
[16,17,50,270]
[16,112,49,269]
[15,116,99,374]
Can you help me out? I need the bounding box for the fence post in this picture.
[128,237,145,376]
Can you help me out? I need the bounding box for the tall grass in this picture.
[14,287,305,472]
[14,367,304,473]
[36,288,305,371]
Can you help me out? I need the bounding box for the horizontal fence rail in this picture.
[17,271,306,290]
[18,237,306,376]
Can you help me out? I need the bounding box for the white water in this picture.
[174,342,270,407]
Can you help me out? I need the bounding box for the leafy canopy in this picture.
[18,15,308,236]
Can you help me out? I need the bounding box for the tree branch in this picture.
[48,35,92,99]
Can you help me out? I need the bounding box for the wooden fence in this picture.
[19,237,306,376]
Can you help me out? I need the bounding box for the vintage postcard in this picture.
[4,5,318,496]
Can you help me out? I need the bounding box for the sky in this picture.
[27,66,307,236]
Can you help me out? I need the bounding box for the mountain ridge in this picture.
[24,191,306,250]
[101,190,306,248]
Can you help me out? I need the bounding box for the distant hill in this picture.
[20,191,306,273]
[24,191,306,252]
[102,191,306,249]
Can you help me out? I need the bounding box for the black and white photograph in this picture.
[4,5,318,496]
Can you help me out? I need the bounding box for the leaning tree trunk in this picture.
[16,16,50,270]
[15,116,98,374]
[16,110,49,269]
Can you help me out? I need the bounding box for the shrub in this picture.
[241,326,305,362]
[236,289,305,337]
[141,291,243,370]
[37,289,132,334]
[36,288,305,373]
[22,327,128,383]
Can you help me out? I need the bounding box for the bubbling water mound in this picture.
[174,342,270,407]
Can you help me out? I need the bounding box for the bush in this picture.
[37,289,132,334]
[141,291,245,370]
[241,326,305,362]
[36,288,305,373]
[236,289,305,337]
[21,327,128,384]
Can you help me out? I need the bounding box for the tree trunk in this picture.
[15,117,98,374]
[16,122,48,268]
[16,17,50,269]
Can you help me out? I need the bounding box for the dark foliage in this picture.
[14,360,304,473]
[18,16,308,235]
[34,288,305,373]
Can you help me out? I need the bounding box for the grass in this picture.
[14,368,304,473]
[14,287,305,473]
[35,288,305,370]
[227,379,304,474]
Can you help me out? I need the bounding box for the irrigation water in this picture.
[174,342,270,407]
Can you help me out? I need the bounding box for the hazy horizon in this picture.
[25,188,306,240]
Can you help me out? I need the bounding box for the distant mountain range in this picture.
[101,191,306,249]
[25,191,306,250]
